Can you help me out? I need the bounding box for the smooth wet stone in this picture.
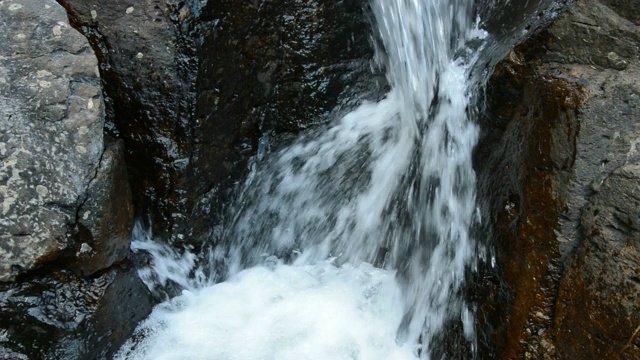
[0,263,154,360]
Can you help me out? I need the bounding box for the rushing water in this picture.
[118,0,488,358]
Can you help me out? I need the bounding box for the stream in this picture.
[118,0,499,358]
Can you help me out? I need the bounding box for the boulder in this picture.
[0,0,103,281]
[0,1,145,357]
[477,0,640,357]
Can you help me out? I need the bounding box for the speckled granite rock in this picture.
[0,2,145,357]
[0,0,104,281]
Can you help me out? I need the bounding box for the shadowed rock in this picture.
[70,138,134,277]
[57,0,385,245]
[0,263,153,360]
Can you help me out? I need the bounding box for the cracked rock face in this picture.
[69,138,133,277]
[0,0,104,281]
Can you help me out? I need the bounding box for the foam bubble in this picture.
[116,261,417,360]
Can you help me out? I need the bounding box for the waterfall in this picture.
[117,0,486,358]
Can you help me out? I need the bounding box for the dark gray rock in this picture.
[57,0,196,243]
[0,262,154,360]
[70,138,134,277]
[600,0,640,25]
[188,0,385,243]
[58,0,385,245]
[0,0,104,281]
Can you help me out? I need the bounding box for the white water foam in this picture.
[116,260,416,360]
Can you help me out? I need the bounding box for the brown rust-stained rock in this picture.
[476,45,585,358]
[478,0,640,357]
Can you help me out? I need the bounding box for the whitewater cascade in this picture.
[117,0,486,358]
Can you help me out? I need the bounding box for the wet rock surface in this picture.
[0,0,385,357]
[56,0,197,242]
[0,262,153,360]
[58,0,384,245]
[0,0,104,281]
[189,0,385,243]
[70,138,134,277]
[476,49,584,359]
[3,0,638,357]
[477,0,640,357]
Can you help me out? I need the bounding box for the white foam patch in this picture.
[116,261,417,360]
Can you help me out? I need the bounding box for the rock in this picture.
[188,0,384,243]
[0,262,153,360]
[0,1,146,357]
[70,138,134,277]
[542,0,640,70]
[57,0,196,243]
[0,0,104,281]
[58,0,384,245]
[475,50,584,358]
[554,164,640,359]
[476,0,640,357]
[555,64,640,258]
[600,0,640,25]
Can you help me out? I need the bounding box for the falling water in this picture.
[117,0,487,358]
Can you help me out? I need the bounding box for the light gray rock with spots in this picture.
[0,0,104,281]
